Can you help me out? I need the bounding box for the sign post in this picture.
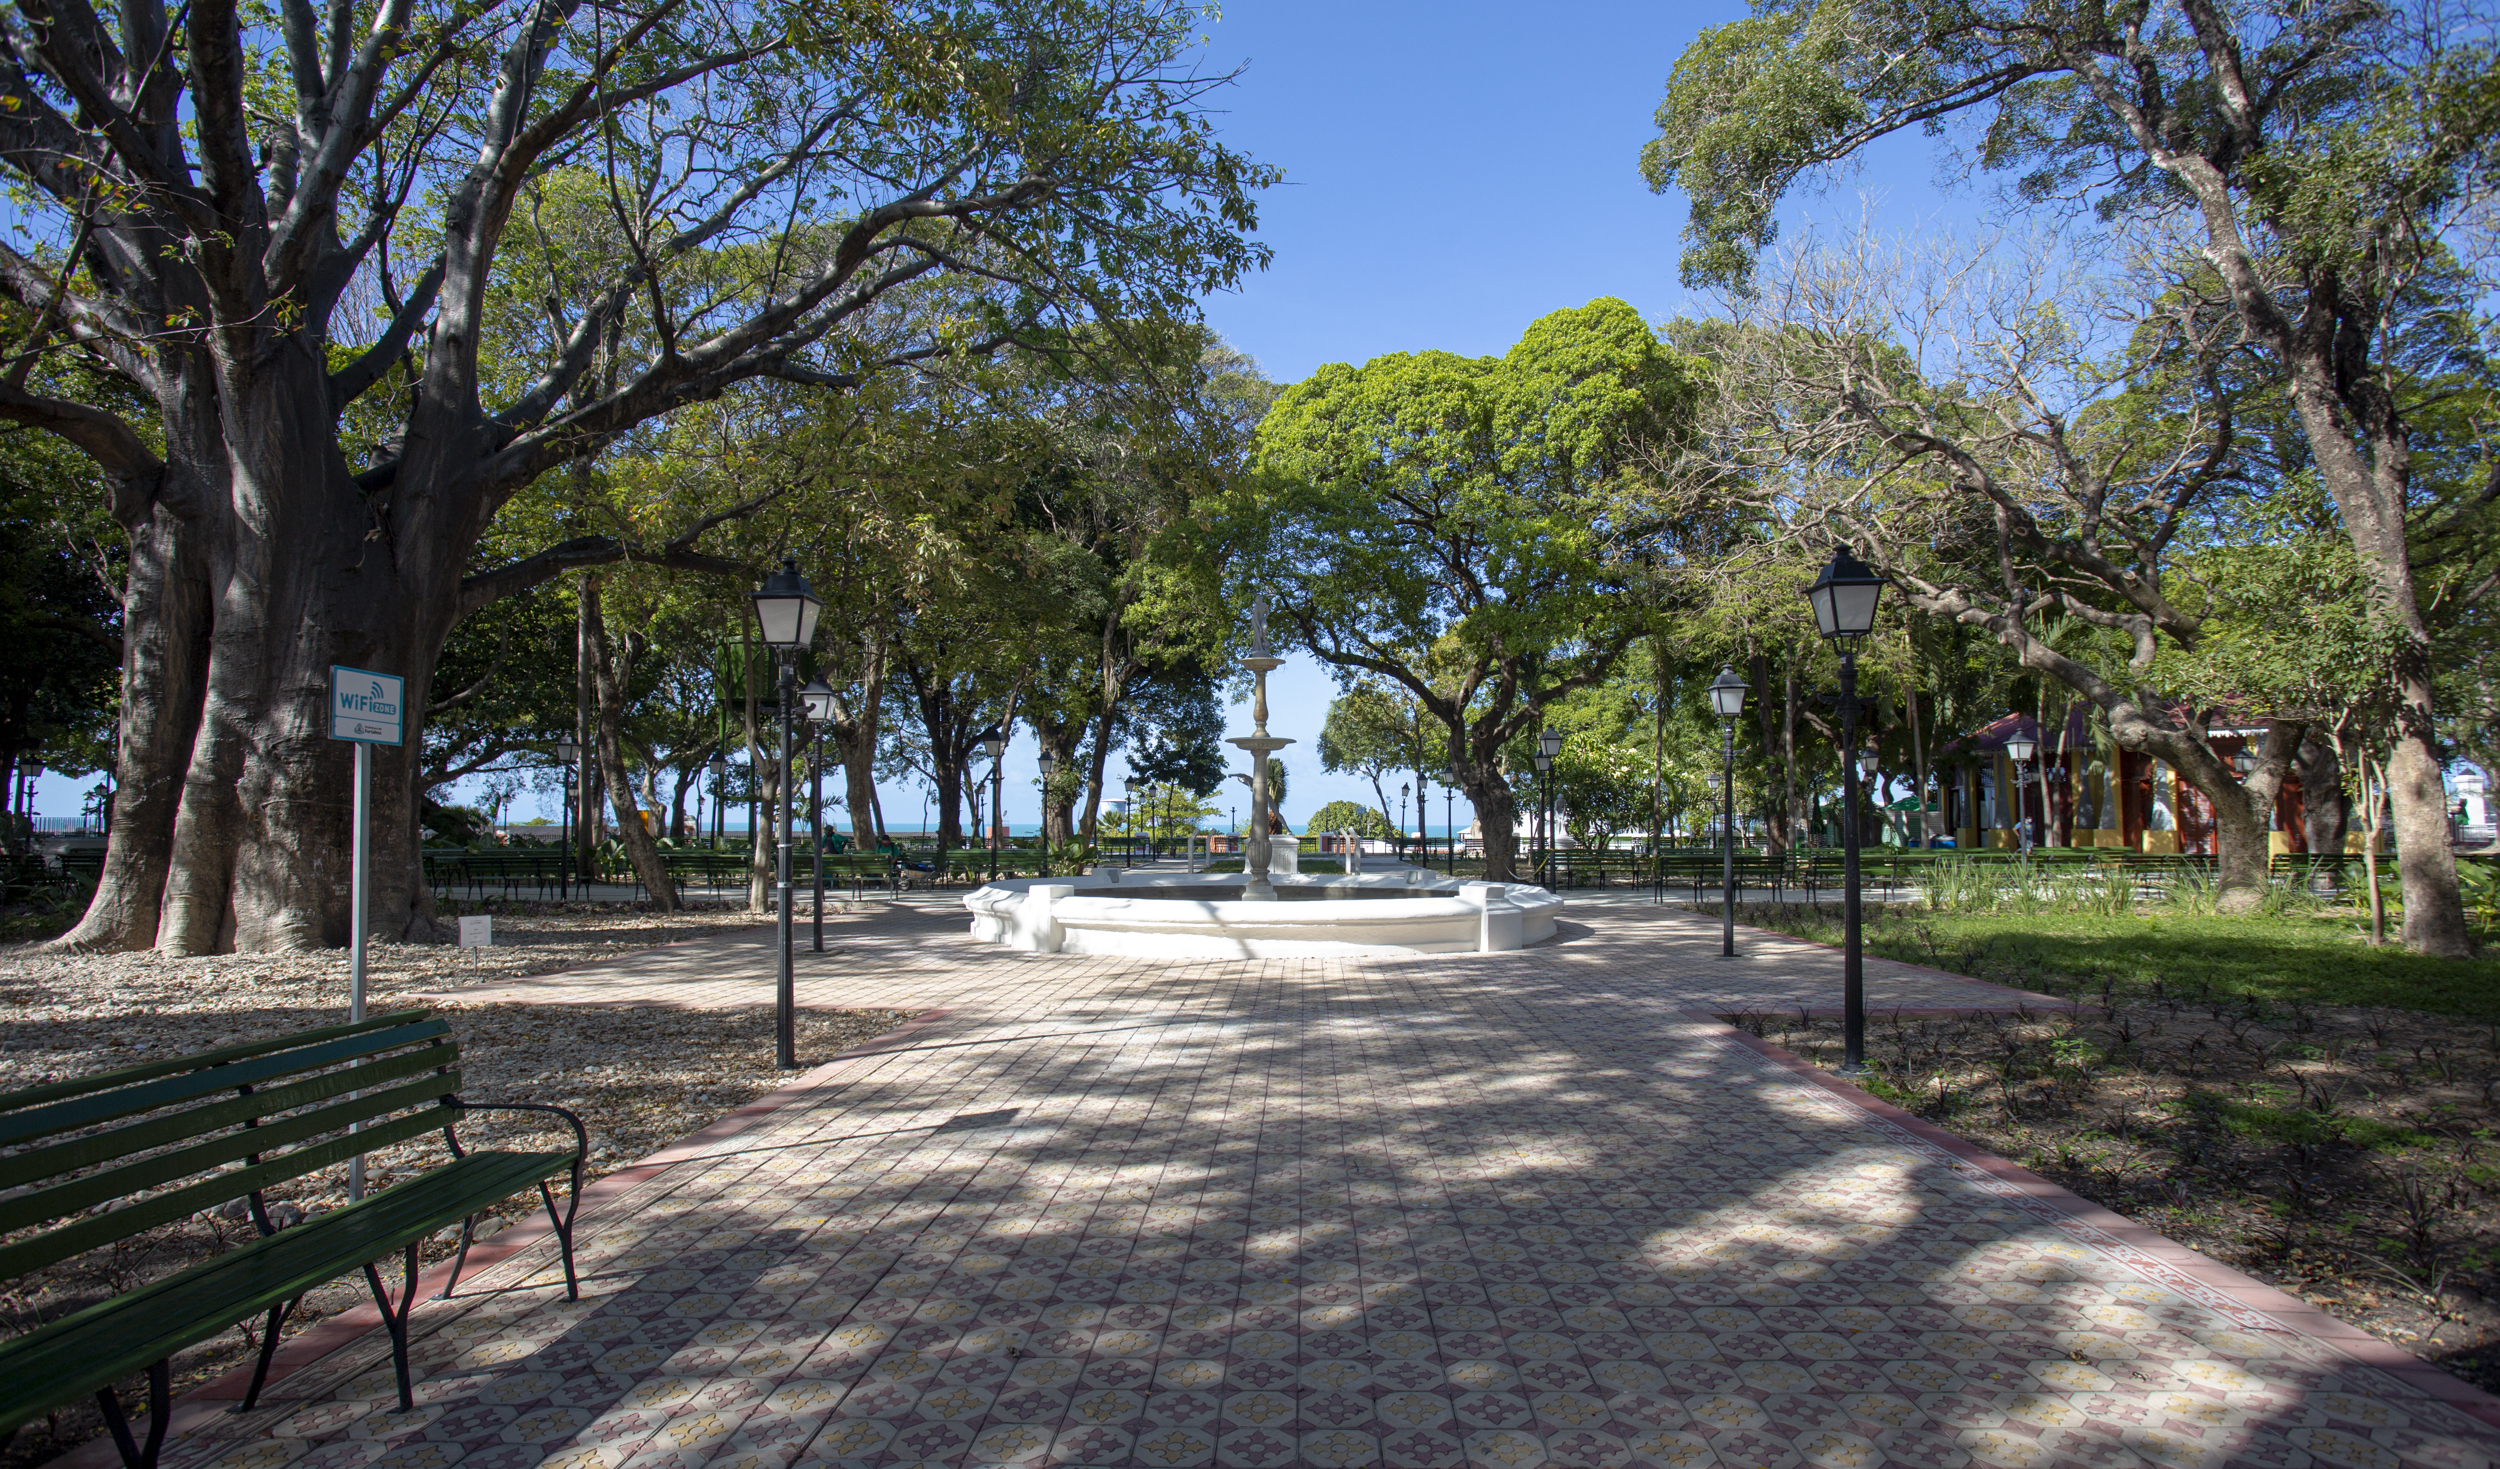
[330,665,403,1199]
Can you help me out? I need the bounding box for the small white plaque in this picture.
[457,915,493,948]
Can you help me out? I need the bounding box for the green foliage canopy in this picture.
[1231,299,1704,874]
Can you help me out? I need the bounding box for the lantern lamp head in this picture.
[2005,733,2037,764]
[553,734,578,763]
[1708,666,1750,719]
[749,557,822,651]
[978,726,1005,761]
[708,753,726,779]
[1538,729,1564,760]
[1037,751,1057,779]
[1803,547,1888,648]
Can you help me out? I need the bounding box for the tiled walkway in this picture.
[139,901,2500,1469]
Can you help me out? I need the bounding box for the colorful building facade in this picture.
[1928,712,2363,856]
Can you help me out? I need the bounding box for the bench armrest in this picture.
[440,1100,590,1241]
[440,1099,589,1163]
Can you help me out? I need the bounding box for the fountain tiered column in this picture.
[1230,591,1293,902]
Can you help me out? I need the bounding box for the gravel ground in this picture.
[0,904,914,1469]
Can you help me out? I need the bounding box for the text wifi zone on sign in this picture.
[329,665,404,747]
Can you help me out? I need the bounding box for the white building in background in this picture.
[2450,765,2493,843]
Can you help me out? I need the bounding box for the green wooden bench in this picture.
[425,848,569,900]
[660,850,749,892]
[0,1011,585,1467]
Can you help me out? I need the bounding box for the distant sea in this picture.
[564,822,1476,837]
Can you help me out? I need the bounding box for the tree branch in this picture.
[328,255,442,412]
[0,379,163,523]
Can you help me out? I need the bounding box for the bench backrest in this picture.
[0,1011,459,1281]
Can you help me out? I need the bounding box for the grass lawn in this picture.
[1733,903,2500,1017]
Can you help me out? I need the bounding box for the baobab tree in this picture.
[2,0,1269,951]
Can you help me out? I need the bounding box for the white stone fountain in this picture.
[962,591,1562,958]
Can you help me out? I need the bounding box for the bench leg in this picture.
[361,1241,423,1412]
[436,1213,482,1301]
[540,1176,582,1301]
[234,1298,299,1412]
[95,1359,171,1469]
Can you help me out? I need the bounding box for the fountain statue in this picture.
[1229,591,1293,901]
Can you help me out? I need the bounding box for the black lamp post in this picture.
[1398,783,1410,863]
[977,726,1005,879]
[1038,750,1058,869]
[750,557,822,1071]
[1804,546,1889,1075]
[1709,667,1750,957]
[708,753,727,851]
[802,678,836,951]
[1530,734,1550,884]
[2005,732,2038,854]
[1445,763,1462,877]
[553,735,578,900]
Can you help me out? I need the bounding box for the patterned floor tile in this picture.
[114,898,2500,1469]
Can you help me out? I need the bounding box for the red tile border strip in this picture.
[1706,1016,2500,1431]
[40,1005,960,1469]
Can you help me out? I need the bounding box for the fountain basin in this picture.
[963,870,1562,957]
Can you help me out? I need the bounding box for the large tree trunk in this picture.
[1780,656,1799,853]
[62,362,453,954]
[1081,700,1117,847]
[1027,704,1086,849]
[2179,163,2471,955]
[1453,755,1521,881]
[2206,720,2301,914]
[575,585,600,884]
[831,630,888,850]
[745,630,771,911]
[667,744,714,847]
[61,512,207,950]
[2386,705,2469,954]
[585,576,678,912]
[934,760,963,867]
[2298,731,2349,860]
[1905,628,1931,848]
[1750,650,1783,853]
[838,725,881,849]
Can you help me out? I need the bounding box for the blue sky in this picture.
[32,0,1956,834]
[1185,0,1938,833]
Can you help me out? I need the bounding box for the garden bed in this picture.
[0,905,913,1469]
[1712,897,2500,1015]
[1722,901,2500,1396]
